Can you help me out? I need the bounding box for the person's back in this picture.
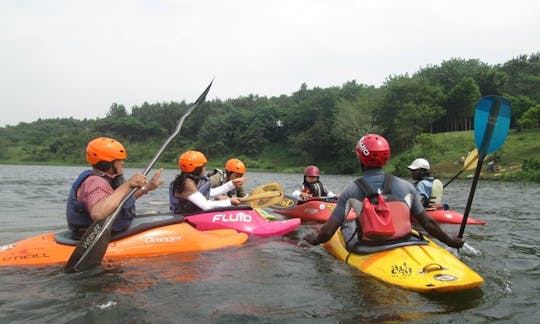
[303,133,463,250]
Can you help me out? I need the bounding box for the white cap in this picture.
[408,158,430,170]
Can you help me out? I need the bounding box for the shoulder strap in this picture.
[354,177,377,198]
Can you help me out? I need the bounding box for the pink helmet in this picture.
[355,134,390,167]
[304,165,320,177]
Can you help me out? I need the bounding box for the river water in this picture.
[0,165,538,323]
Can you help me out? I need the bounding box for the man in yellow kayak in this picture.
[66,137,164,239]
[303,133,464,249]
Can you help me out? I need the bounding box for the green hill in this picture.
[391,128,540,182]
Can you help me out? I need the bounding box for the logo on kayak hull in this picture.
[433,274,458,282]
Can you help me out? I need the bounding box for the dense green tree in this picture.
[445,77,481,131]
[2,54,537,173]
[518,104,540,128]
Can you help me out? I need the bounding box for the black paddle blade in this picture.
[64,219,111,273]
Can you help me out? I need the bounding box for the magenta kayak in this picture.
[185,206,301,237]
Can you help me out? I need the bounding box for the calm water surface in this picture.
[1,165,539,323]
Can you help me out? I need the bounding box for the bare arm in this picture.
[89,173,146,220]
[415,211,464,248]
[303,217,342,245]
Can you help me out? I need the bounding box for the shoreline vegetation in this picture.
[2,54,539,182]
[2,129,539,183]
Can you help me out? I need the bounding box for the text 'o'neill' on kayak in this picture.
[0,214,247,267]
[323,229,484,293]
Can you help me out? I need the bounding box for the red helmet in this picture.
[178,151,207,173]
[86,137,127,165]
[304,165,320,177]
[355,134,390,167]
[225,158,246,174]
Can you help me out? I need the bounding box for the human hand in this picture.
[145,168,165,192]
[447,235,465,249]
[300,192,312,200]
[230,197,242,206]
[303,232,319,246]
[128,173,147,189]
[232,177,246,187]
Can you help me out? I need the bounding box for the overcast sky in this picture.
[1,0,538,127]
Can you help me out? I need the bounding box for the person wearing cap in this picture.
[292,165,336,201]
[207,158,248,198]
[407,158,444,208]
[66,137,164,239]
[303,134,463,249]
[169,151,245,214]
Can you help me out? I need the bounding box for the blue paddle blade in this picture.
[474,96,511,156]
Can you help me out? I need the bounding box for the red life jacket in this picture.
[354,174,412,241]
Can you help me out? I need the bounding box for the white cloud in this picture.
[1,0,538,126]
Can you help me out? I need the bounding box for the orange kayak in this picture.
[0,214,247,267]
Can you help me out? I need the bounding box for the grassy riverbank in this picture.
[2,129,540,182]
[390,129,540,182]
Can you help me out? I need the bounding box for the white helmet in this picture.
[408,158,430,170]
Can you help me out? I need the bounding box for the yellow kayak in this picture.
[323,230,484,293]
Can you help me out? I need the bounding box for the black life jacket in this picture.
[169,175,211,214]
[302,179,329,197]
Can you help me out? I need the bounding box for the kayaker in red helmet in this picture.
[303,134,464,249]
[66,137,164,239]
[292,165,336,201]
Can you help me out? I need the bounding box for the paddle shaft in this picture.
[444,152,478,188]
[239,191,281,202]
[65,80,213,273]
[459,97,501,238]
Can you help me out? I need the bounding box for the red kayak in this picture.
[425,208,487,225]
[273,197,486,225]
[273,197,356,223]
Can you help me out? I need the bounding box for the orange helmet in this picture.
[178,151,207,173]
[225,158,246,174]
[86,137,127,165]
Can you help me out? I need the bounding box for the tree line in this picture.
[2,53,539,173]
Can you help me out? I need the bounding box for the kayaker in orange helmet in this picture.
[169,151,244,214]
[292,165,336,201]
[303,133,464,249]
[66,137,164,239]
[207,158,248,198]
